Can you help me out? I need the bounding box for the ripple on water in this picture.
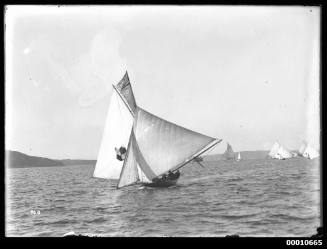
[6,159,321,237]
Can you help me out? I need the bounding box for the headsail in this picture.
[223,143,235,160]
[93,72,136,179]
[117,131,139,188]
[117,131,151,188]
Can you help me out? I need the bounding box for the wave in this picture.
[34,219,79,226]
[85,217,107,224]
[219,213,260,220]
[269,214,317,221]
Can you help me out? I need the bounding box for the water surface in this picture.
[6,158,320,237]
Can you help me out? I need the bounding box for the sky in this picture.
[5,5,320,159]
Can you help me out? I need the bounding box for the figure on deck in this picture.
[167,170,180,180]
[115,146,127,161]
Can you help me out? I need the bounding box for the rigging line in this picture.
[155,138,222,178]
[172,138,222,172]
[201,139,219,155]
[196,161,205,168]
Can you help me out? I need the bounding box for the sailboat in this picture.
[93,72,222,189]
[298,142,307,156]
[268,141,293,160]
[298,142,319,159]
[222,143,236,160]
[236,152,241,161]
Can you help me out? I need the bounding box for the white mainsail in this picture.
[93,88,134,179]
[93,72,136,180]
[118,107,221,188]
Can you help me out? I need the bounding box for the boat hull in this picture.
[142,176,179,188]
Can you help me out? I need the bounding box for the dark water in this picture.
[6,158,320,237]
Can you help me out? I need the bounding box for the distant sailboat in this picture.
[298,142,307,156]
[298,142,319,159]
[93,72,222,188]
[236,152,241,161]
[268,142,293,160]
[223,143,236,160]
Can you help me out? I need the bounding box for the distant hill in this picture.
[6,149,272,168]
[59,159,96,166]
[6,150,96,168]
[6,151,64,168]
[204,150,269,161]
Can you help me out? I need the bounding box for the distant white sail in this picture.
[302,145,319,159]
[268,142,292,159]
[236,152,241,161]
[277,145,293,159]
[268,142,280,158]
[298,142,307,155]
[223,143,236,160]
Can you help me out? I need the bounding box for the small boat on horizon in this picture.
[268,141,293,160]
[222,143,236,161]
[298,142,319,160]
[236,152,241,161]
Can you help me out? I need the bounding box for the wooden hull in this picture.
[142,176,179,188]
